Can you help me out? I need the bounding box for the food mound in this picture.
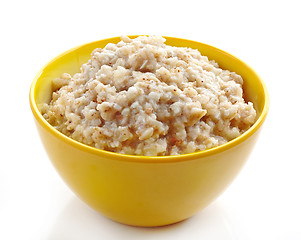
[41,36,256,156]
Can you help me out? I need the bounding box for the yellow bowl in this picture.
[29,36,269,227]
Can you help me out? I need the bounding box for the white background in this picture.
[1,0,300,239]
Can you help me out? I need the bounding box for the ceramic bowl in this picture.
[29,36,269,227]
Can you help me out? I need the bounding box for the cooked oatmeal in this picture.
[40,35,256,156]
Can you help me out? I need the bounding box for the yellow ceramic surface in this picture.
[29,36,269,227]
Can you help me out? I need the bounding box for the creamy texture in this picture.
[41,35,256,156]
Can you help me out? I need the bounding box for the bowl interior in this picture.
[31,36,268,160]
[34,36,266,118]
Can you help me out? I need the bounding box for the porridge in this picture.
[40,35,256,156]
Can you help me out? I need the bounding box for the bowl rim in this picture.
[29,35,269,163]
